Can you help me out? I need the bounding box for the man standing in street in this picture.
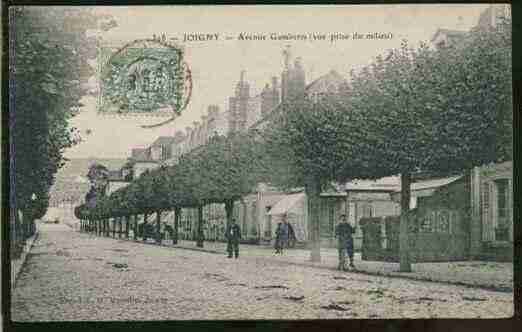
[335,214,355,271]
[225,219,241,259]
[281,214,290,250]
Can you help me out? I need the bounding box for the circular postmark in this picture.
[99,39,192,118]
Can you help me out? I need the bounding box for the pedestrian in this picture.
[334,214,356,271]
[225,219,241,259]
[274,222,283,254]
[281,214,290,250]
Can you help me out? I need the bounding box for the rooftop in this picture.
[344,176,400,192]
[250,69,349,130]
[396,176,463,193]
[151,136,177,147]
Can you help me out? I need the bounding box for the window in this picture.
[481,182,490,222]
[420,211,436,233]
[328,204,335,234]
[495,179,509,220]
[495,179,510,241]
[438,211,450,233]
[363,203,373,218]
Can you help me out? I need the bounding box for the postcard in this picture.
[7,4,513,322]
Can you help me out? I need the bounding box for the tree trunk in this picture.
[133,215,138,241]
[306,176,322,262]
[399,173,412,272]
[155,211,162,244]
[196,205,204,247]
[118,217,123,238]
[112,218,116,238]
[143,213,148,241]
[105,219,110,236]
[173,207,180,245]
[225,199,234,230]
[125,216,130,239]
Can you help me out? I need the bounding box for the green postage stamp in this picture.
[97,39,192,116]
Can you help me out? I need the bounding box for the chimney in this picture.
[283,45,292,69]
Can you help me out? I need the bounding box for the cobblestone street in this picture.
[11,224,513,321]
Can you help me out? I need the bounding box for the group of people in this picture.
[274,215,294,255]
[224,214,356,270]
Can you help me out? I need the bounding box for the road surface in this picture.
[11,223,513,321]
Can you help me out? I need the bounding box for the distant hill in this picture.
[49,158,127,206]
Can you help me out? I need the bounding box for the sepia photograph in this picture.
[6,4,513,322]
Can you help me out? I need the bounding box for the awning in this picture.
[267,193,305,216]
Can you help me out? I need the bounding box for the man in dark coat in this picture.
[225,219,241,258]
[335,214,356,271]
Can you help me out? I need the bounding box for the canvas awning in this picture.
[267,193,305,216]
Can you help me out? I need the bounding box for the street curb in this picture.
[86,232,513,293]
[11,229,39,291]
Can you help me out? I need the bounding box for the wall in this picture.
[347,191,400,250]
[361,211,469,263]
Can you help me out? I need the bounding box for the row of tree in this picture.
[76,132,269,247]
[10,8,116,258]
[76,19,511,271]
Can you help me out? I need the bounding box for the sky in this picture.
[63,4,490,160]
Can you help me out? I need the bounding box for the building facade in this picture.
[363,161,513,262]
[471,161,513,261]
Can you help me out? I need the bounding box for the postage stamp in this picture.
[97,39,192,116]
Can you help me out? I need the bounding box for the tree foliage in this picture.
[11,7,115,219]
[349,19,512,179]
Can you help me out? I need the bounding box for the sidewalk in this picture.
[11,228,40,291]
[129,238,513,292]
